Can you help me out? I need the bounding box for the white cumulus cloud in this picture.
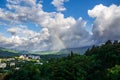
[88,4,120,43]
[0,0,94,51]
[51,0,69,12]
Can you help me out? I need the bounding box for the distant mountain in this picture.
[28,46,91,60]
[31,46,91,55]
[59,46,91,55]
[0,48,19,58]
[18,50,30,54]
[0,46,91,59]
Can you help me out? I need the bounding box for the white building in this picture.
[10,62,15,67]
[0,63,6,69]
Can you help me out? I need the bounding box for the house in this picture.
[10,62,15,67]
[0,63,6,69]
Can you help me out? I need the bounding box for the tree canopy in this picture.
[2,40,120,80]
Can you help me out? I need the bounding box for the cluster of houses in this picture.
[0,54,42,71]
[0,58,16,71]
[19,54,40,60]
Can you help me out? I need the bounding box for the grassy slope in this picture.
[0,48,19,58]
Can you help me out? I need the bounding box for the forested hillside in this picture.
[0,48,19,58]
[2,40,120,80]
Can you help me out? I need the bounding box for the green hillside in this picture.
[3,40,120,80]
[0,48,19,58]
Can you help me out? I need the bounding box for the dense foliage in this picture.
[2,40,120,80]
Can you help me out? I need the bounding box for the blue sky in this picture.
[1,0,120,30]
[42,0,120,23]
[0,0,120,51]
[0,0,119,31]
